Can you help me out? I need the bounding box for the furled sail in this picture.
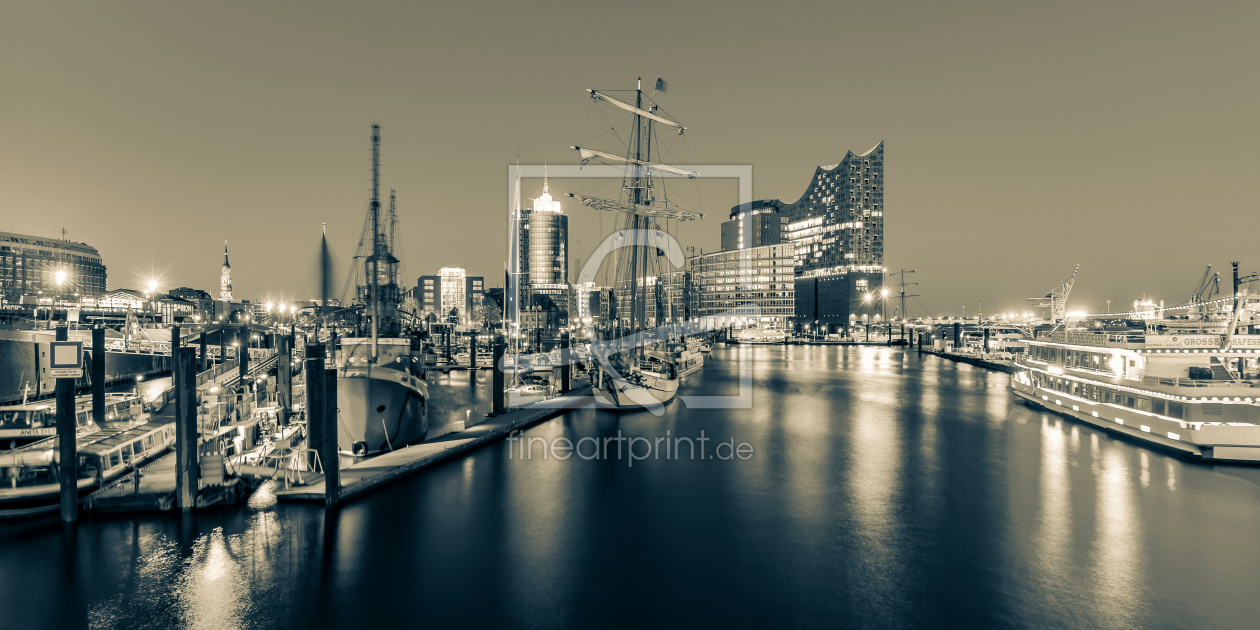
[572,146,698,178]
[565,194,702,221]
[588,90,686,132]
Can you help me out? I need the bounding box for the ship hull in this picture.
[1012,378,1260,463]
[337,368,429,457]
[594,370,679,411]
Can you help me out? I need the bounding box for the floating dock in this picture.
[271,384,595,503]
[920,349,1016,373]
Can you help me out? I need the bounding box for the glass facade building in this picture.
[520,180,568,287]
[0,231,107,303]
[417,268,483,324]
[780,142,886,332]
[688,244,796,330]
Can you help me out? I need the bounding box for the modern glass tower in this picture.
[782,141,885,332]
[521,177,568,286]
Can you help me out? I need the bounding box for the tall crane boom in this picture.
[1028,264,1079,323]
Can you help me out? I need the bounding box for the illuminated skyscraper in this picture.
[520,176,568,286]
[519,174,569,309]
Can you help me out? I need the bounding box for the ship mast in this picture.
[629,78,656,358]
[370,124,381,361]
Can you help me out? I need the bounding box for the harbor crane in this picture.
[1190,265,1220,317]
[1028,264,1079,323]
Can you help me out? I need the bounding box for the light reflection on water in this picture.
[3,346,1260,628]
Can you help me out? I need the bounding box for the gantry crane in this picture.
[1028,264,1079,323]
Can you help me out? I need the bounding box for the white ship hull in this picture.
[1012,374,1260,463]
[594,368,679,411]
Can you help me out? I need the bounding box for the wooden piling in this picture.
[56,326,77,523]
[305,344,325,470]
[560,331,570,393]
[91,327,105,426]
[173,346,198,510]
[324,366,339,508]
[199,331,208,372]
[277,334,292,426]
[238,327,249,386]
[492,335,505,415]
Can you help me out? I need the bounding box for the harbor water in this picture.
[3,346,1260,628]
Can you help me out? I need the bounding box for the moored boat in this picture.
[1011,299,1260,462]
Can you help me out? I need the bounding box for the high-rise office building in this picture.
[720,200,787,251]
[782,142,885,332]
[417,267,483,324]
[0,231,107,302]
[518,176,569,311]
[689,244,796,330]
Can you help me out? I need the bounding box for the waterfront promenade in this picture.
[4,346,1260,628]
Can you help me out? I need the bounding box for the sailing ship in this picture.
[564,79,703,412]
[335,125,430,457]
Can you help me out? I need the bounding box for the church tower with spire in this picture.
[219,241,233,301]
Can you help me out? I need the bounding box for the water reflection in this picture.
[1091,449,1142,627]
[4,347,1260,628]
[1035,416,1074,596]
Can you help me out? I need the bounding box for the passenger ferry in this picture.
[1,392,143,447]
[1012,324,1260,462]
[0,418,175,512]
[732,329,787,345]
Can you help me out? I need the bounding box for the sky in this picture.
[3,1,1258,318]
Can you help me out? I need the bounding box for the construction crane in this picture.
[1028,264,1079,323]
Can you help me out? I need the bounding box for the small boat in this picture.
[673,345,704,378]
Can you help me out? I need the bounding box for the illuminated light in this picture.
[1140,425,1151,433]
[1072,405,1079,411]
[1168,432,1181,440]
[1055,400,1062,406]
[1092,411,1099,417]
[1116,418,1124,425]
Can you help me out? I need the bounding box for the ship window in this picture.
[1202,404,1222,416]
[1167,401,1185,419]
[109,452,121,469]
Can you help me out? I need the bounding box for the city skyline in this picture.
[3,1,1258,316]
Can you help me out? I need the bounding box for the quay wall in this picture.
[0,338,171,404]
